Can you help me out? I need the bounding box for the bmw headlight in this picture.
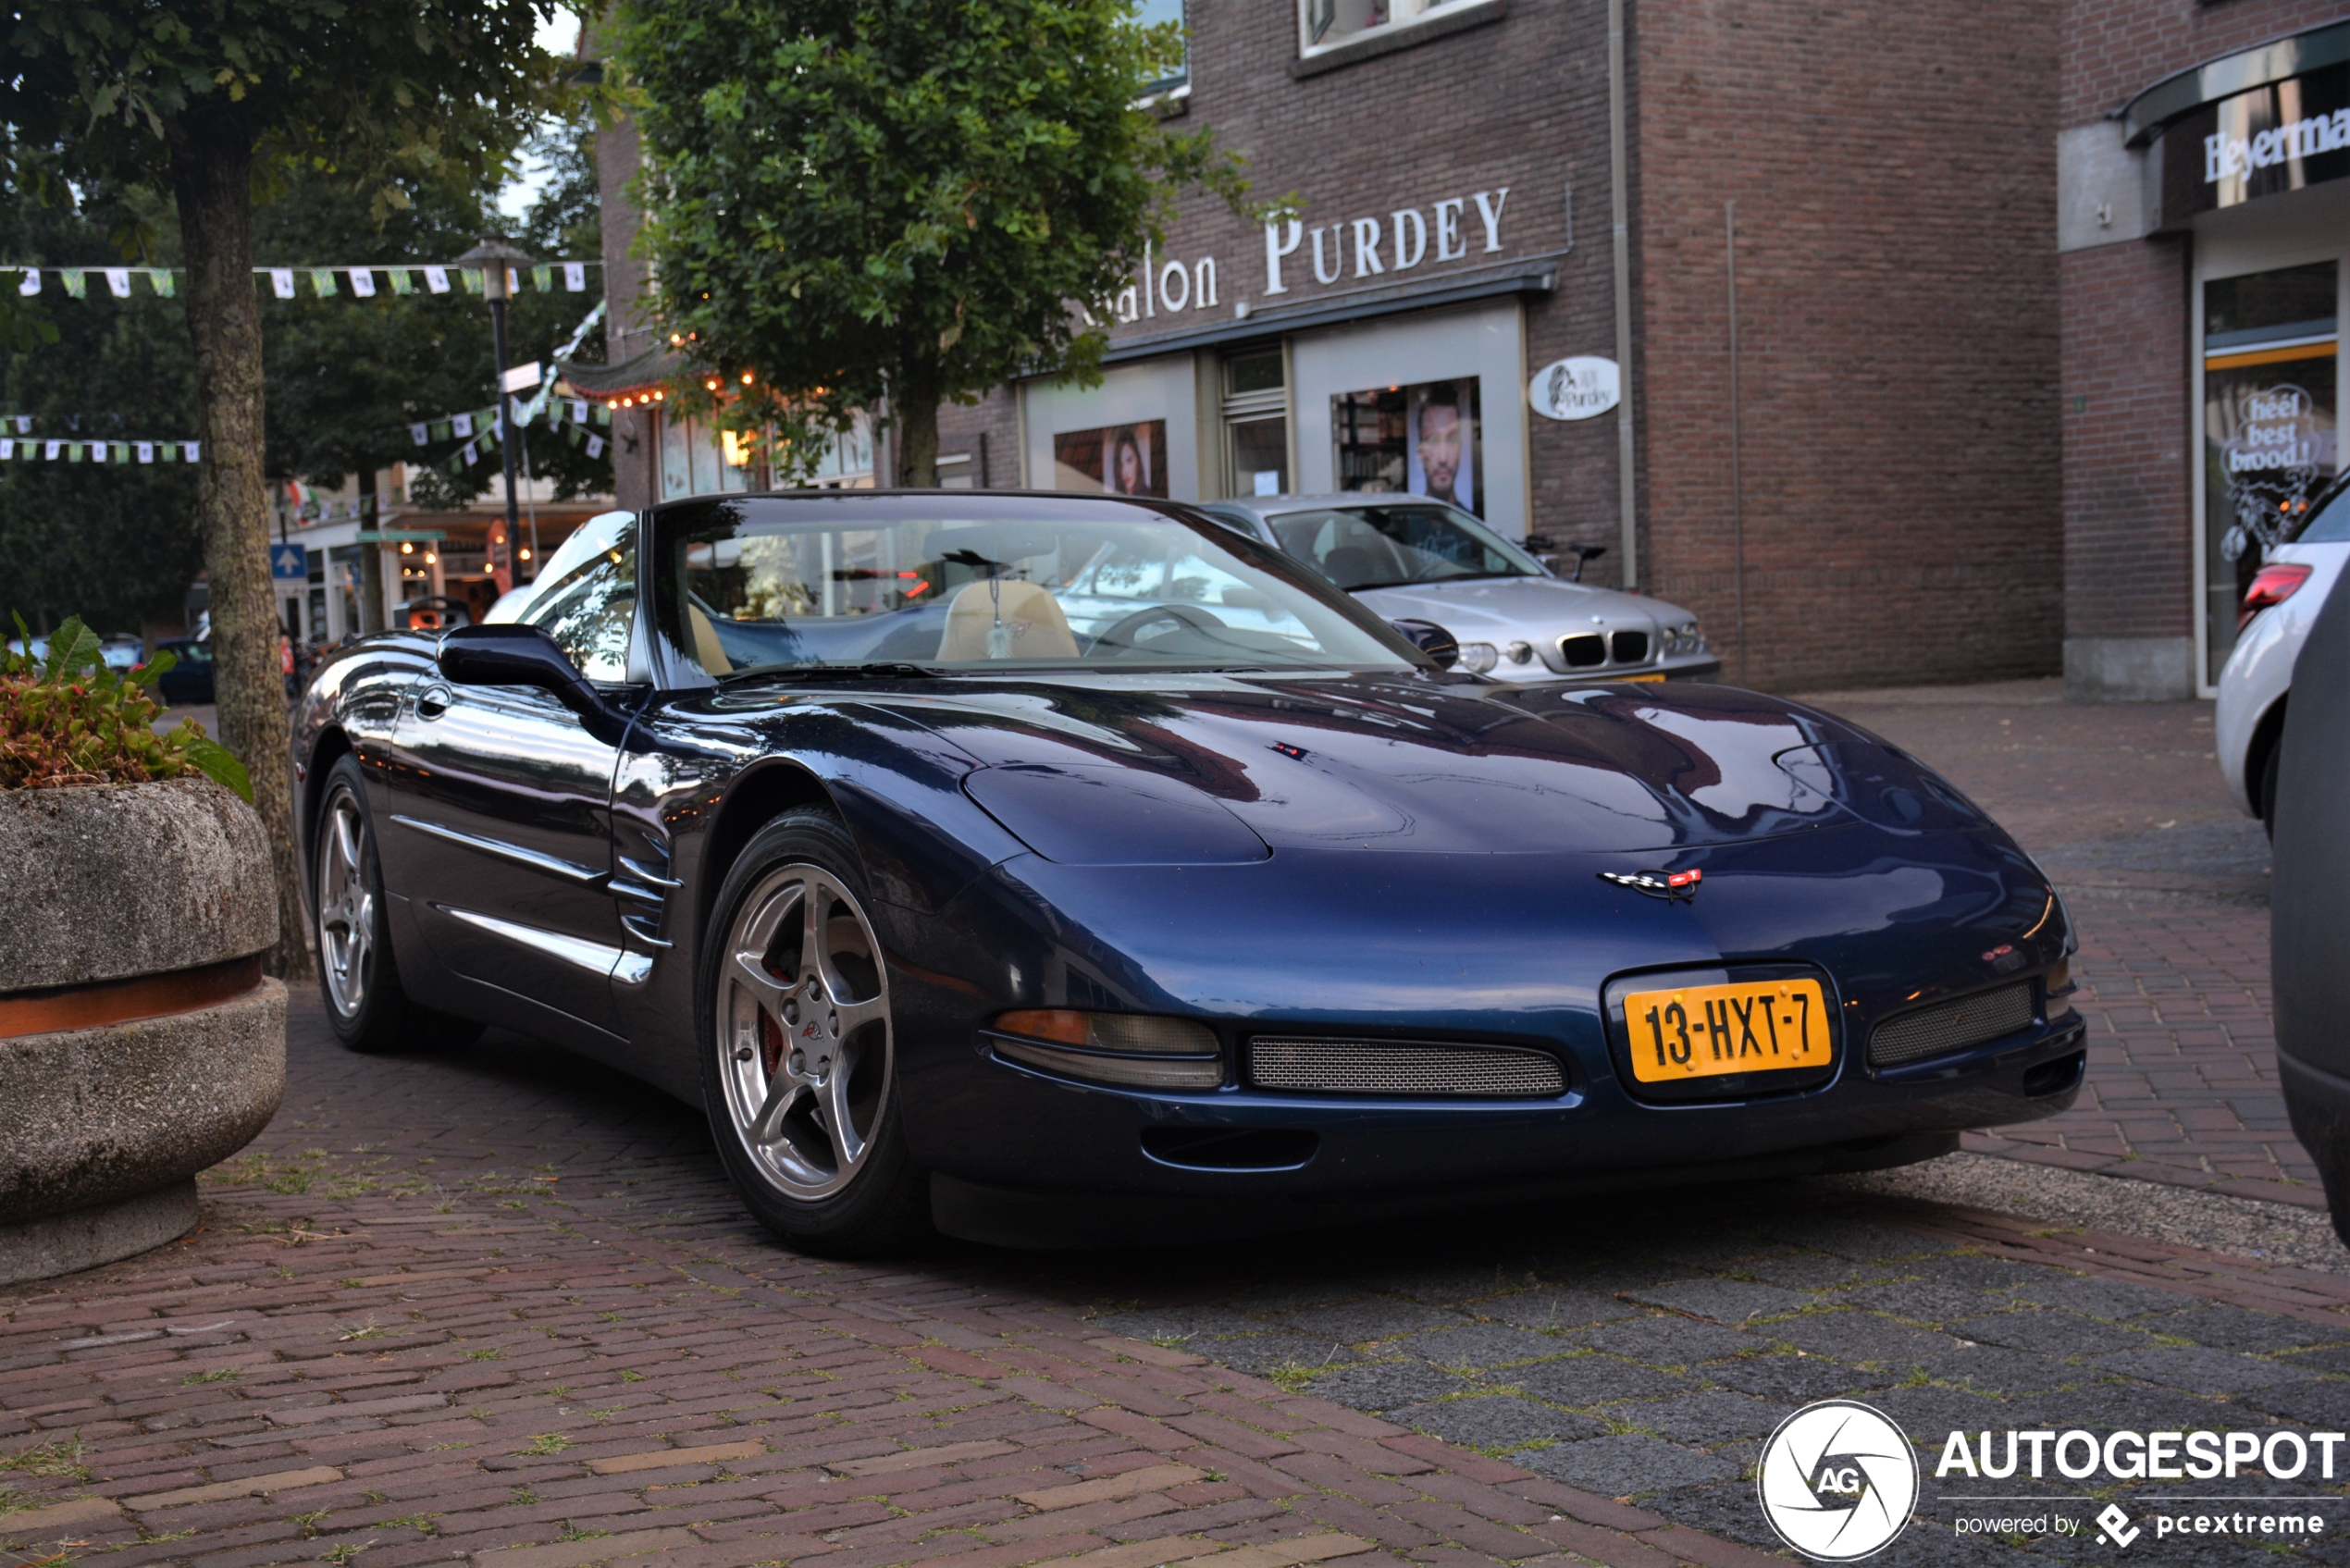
[990,1009,1225,1090]
[1664,623,1707,657]
[1456,642,1499,674]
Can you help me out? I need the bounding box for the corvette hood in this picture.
[853,673,1978,861]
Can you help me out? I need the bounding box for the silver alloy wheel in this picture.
[718,863,893,1201]
[316,792,373,1018]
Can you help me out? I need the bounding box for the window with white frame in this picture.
[1134,0,1187,94]
[1300,0,1485,56]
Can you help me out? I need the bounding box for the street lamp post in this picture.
[455,237,534,596]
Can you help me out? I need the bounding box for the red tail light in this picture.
[2240,562,2314,632]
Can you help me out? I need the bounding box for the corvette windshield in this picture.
[653,499,1422,676]
[1268,503,1543,591]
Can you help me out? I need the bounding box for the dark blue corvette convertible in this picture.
[293,490,2085,1253]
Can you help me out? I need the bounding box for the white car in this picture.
[2217,476,2350,828]
[1197,495,1718,683]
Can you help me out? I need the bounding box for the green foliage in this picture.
[614,0,1255,478]
[1,2,563,219]
[0,613,251,799]
[0,165,204,632]
[0,115,612,631]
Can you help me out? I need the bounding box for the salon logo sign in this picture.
[1106,185,1515,325]
[1529,357,1619,421]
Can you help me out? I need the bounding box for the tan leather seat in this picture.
[937,579,1079,661]
[687,600,734,673]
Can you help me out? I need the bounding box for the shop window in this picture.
[1301,0,1488,58]
[1134,0,1187,94]
[2203,262,2338,683]
[1223,350,1289,498]
[660,409,760,498]
[1332,377,1480,516]
[803,414,876,488]
[1054,420,1170,496]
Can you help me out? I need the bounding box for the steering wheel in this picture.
[1089,602,1231,658]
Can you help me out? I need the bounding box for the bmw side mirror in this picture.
[439,623,628,739]
[1389,618,1461,670]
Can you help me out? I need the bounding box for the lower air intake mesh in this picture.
[1247,1038,1565,1096]
[1868,982,2034,1067]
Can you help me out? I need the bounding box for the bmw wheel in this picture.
[700,809,926,1253]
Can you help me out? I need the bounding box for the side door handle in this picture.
[414,685,453,721]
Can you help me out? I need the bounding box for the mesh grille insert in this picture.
[1247,1038,1565,1096]
[1868,982,2034,1067]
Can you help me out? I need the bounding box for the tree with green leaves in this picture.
[260,151,612,616]
[0,167,201,635]
[1,1,563,978]
[615,0,1253,486]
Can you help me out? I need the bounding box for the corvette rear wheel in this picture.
[701,809,926,1254]
[313,756,482,1054]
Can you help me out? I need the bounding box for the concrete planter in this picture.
[0,779,286,1284]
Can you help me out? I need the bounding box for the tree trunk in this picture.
[356,467,385,633]
[892,359,941,488]
[168,113,313,982]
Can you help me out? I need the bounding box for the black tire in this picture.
[2258,737,2282,840]
[699,808,928,1255]
[311,755,485,1054]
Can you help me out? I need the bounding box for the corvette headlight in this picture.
[990,1009,1224,1090]
[1456,641,1499,674]
[2044,959,2075,1021]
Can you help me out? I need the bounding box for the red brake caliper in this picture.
[759,1006,785,1078]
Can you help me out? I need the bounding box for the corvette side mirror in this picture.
[438,623,629,741]
[1389,618,1461,670]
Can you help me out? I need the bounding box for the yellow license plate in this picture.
[1616,673,1667,682]
[1624,978,1830,1081]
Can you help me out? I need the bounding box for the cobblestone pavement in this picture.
[1795,684,2316,1210]
[6,999,2348,1568]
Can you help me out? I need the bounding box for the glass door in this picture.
[1222,350,1289,498]
[2203,262,2339,685]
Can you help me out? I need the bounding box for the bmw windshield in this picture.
[1268,502,1546,592]
[651,494,1426,678]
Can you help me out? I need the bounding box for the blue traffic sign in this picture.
[270,543,308,581]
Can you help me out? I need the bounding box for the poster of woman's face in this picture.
[1405,379,1478,514]
[1052,420,1169,498]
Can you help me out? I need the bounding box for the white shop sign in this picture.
[1528,356,1619,420]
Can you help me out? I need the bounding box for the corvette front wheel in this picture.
[699,809,927,1255]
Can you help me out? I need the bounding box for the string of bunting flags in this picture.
[408,302,613,473]
[1,437,199,463]
[5,302,616,498]
[8,262,600,301]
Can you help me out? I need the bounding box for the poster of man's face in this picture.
[1052,420,1169,498]
[1406,379,1478,514]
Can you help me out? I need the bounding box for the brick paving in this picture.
[6,995,2348,1568]
[1798,684,2325,1209]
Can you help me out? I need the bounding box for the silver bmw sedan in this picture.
[1197,495,1719,684]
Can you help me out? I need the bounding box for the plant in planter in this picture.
[0,618,286,1285]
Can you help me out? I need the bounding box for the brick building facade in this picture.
[592,0,2062,691]
[2060,0,2350,698]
